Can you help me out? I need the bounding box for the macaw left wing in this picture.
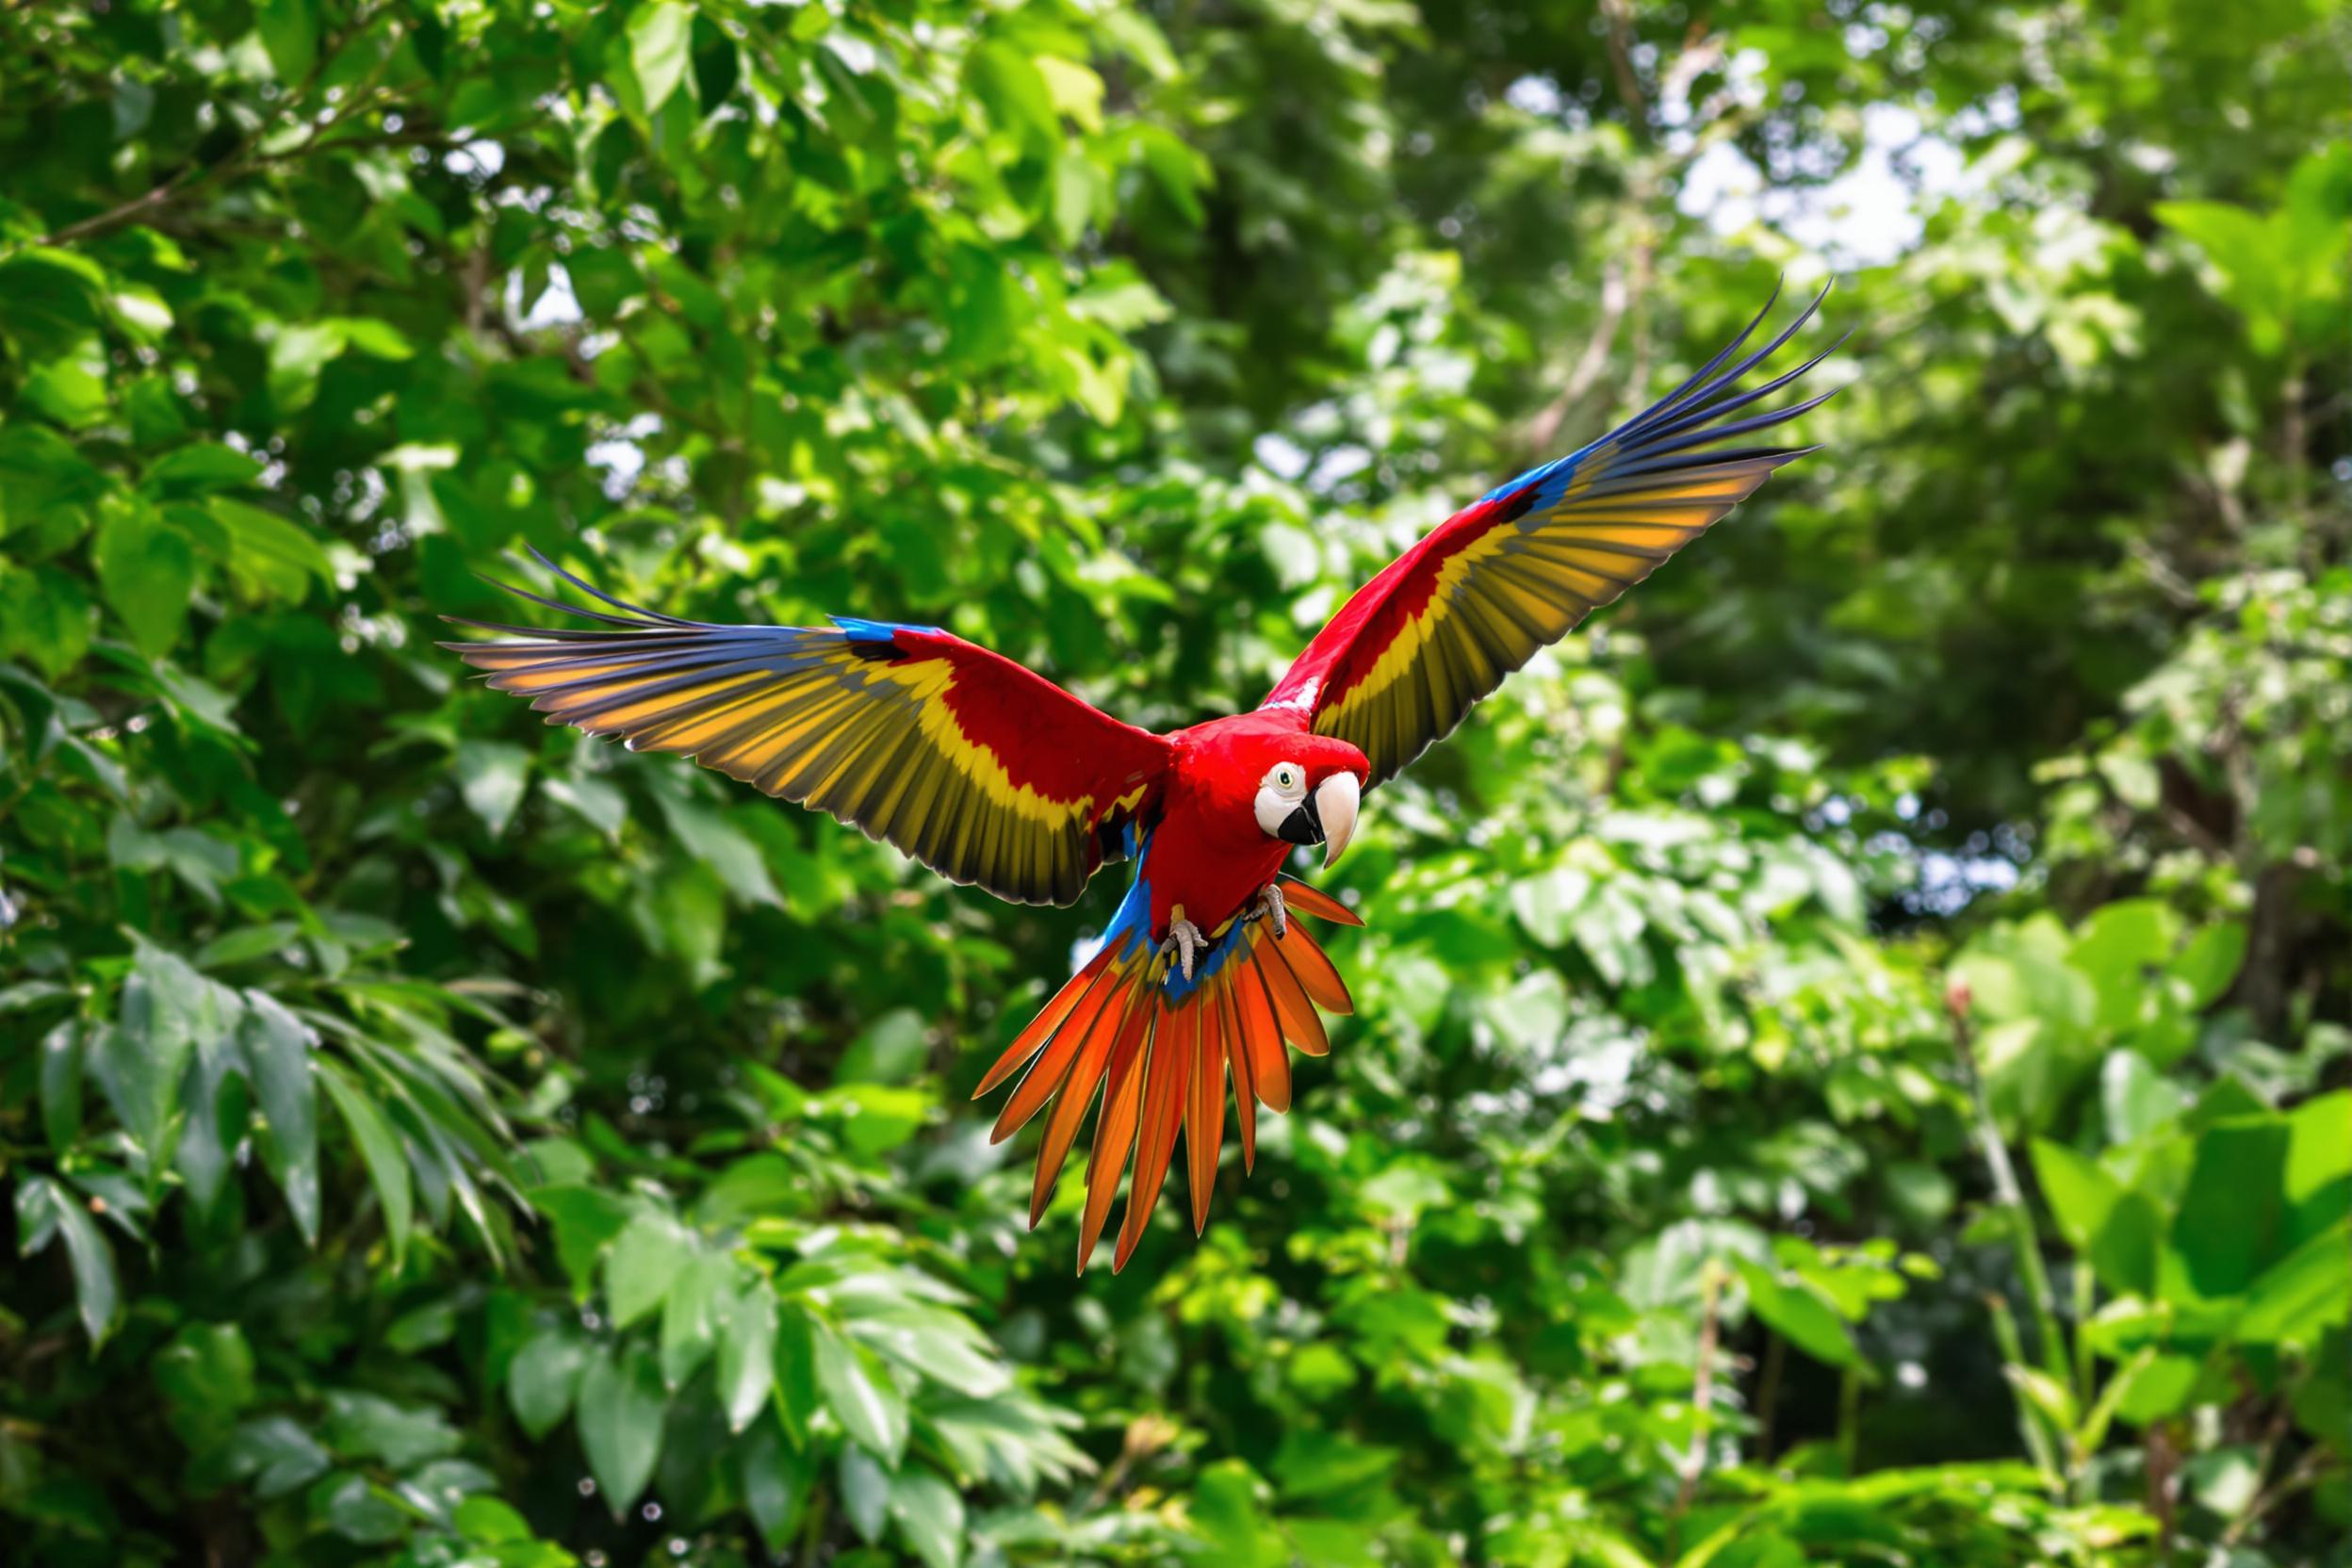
[1264,282,1845,787]
[444,553,1172,906]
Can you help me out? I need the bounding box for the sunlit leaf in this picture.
[576,1345,666,1516]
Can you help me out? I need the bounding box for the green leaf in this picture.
[2157,201,2289,350]
[508,1330,589,1440]
[2100,1050,2187,1146]
[2005,1364,2079,1433]
[255,0,320,86]
[40,1019,84,1152]
[717,1287,778,1433]
[2165,1117,2290,1300]
[2088,1190,2164,1297]
[1734,1258,1863,1371]
[2029,1138,2121,1250]
[812,1316,908,1462]
[852,1306,1010,1397]
[543,774,627,840]
[323,1391,461,1469]
[577,1345,666,1517]
[838,1444,890,1544]
[532,1184,632,1298]
[2113,1353,2200,1426]
[196,922,302,969]
[153,1322,256,1444]
[96,940,237,1161]
[14,1178,59,1259]
[660,1248,731,1389]
[888,1468,965,1568]
[629,3,694,116]
[141,442,264,496]
[330,317,412,360]
[384,1298,456,1351]
[454,740,532,838]
[238,991,321,1245]
[739,1417,809,1548]
[312,1472,408,1544]
[453,1495,532,1544]
[1191,1460,1283,1568]
[2183,1445,2264,1515]
[969,43,1058,149]
[206,498,334,601]
[26,1178,120,1344]
[0,564,94,681]
[2284,1090,2352,1215]
[2169,921,2247,1009]
[174,1031,246,1214]
[772,1304,822,1449]
[606,1211,691,1329]
[2235,1221,2352,1347]
[93,502,197,658]
[834,1008,927,1086]
[226,1415,332,1497]
[651,782,778,906]
[318,1060,414,1267]
[2067,898,2179,1034]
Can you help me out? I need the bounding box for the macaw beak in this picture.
[1313,772,1359,868]
[1273,772,1363,865]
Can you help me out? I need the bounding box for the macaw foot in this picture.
[1157,918,1208,983]
[1248,882,1287,940]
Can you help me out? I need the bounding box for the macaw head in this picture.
[1249,736,1369,868]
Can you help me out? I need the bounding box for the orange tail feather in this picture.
[975,942,1114,1098]
[1117,1002,1196,1272]
[1256,938,1330,1056]
[1219,984,1258,1172]
[977,882,1367,1273]
[1278,878,1363,926]
[1185,994,1230,1233]
[1273,921,1354,1014]
[1078,995,1154,1272]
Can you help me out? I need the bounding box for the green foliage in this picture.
[1,1,2346,1565]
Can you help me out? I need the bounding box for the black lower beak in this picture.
[1277,795,1323,846]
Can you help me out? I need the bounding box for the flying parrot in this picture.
[447,284,1840,1272]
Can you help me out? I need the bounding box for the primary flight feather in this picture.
[446,282,1843,1272]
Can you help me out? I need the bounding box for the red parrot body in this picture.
[448,284,1844,1271]
[1140,710,1358,937]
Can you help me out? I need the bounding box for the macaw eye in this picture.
[1263,761,1305,797]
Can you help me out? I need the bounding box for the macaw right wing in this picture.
[1265,283,1843,787]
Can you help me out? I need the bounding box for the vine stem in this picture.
[1949,984,2074,1396]
[1668,1258,1725,1549]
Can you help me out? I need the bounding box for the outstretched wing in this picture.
[444,555,1172,906]
[1265,282,1845,786]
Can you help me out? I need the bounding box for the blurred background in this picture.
[0,1,2346,1564]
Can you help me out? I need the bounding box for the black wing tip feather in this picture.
[439,547,725,653]
[1614,277,1852,462]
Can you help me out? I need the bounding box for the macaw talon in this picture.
[1156,918,1207,983]
[1250,883,1287,940]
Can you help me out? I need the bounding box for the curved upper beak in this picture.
[1313,772,1360,869]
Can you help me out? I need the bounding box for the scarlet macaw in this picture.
[448,285,1840,1270]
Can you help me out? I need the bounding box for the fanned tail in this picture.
[976,875,1362,1273]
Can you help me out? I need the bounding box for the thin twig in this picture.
[1519,260,1633,459]
[1598,0,1647,126]
[2148,1421,2178,1557]
[1950,985,2074,1395]
[1669,1259,1725,1544]
[2221,1449,2339,1547]
[30,6,390,251]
